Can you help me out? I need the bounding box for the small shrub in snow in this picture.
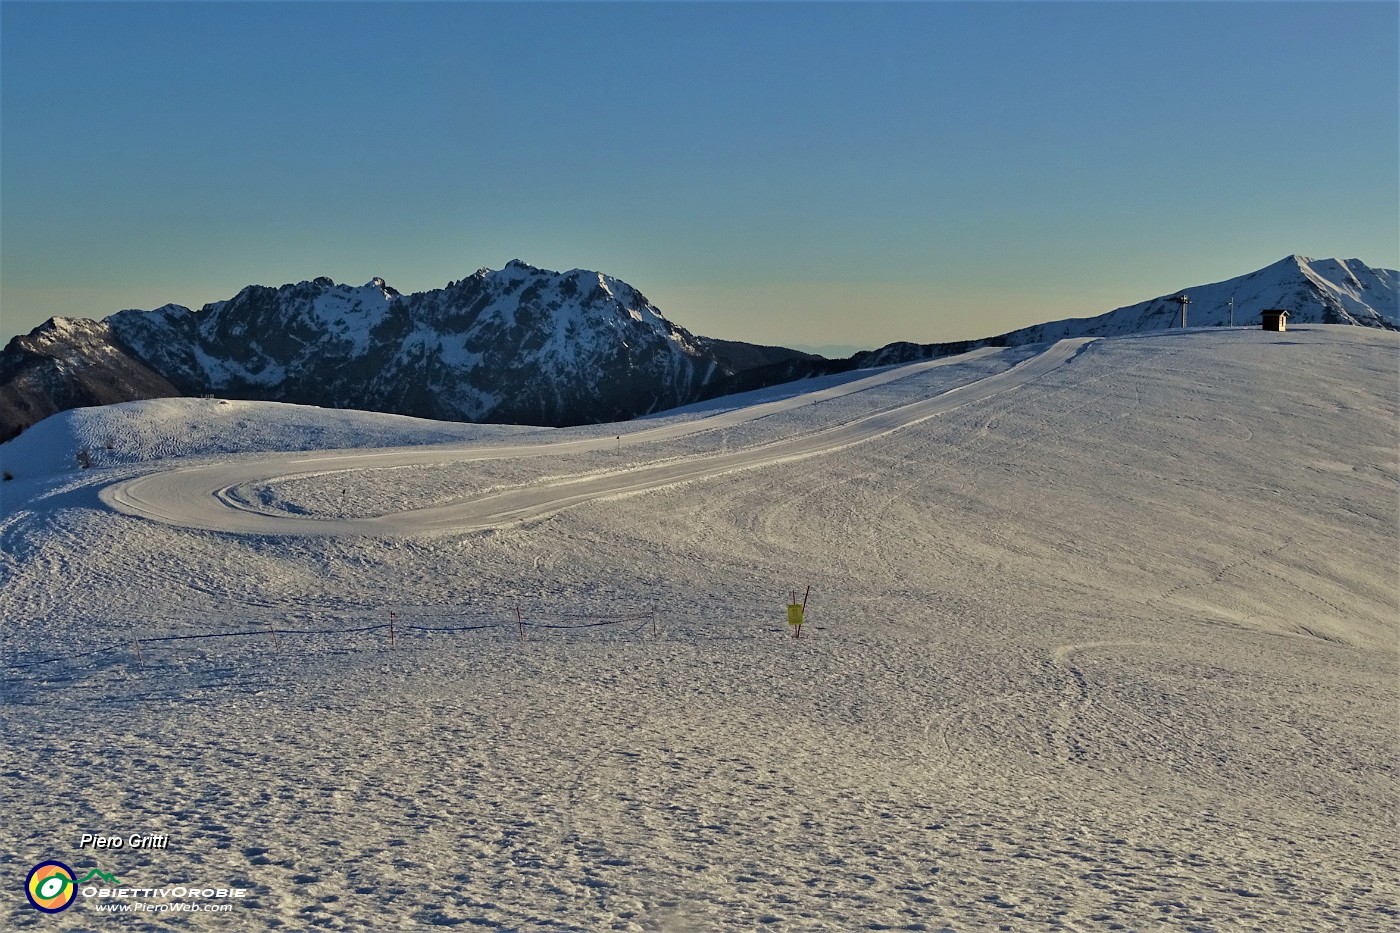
[75,448,92,469]
[2,470,12,482]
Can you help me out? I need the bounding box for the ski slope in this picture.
[1,326,1396,933]
[98,341,1086,536]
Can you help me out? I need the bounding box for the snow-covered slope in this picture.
[1,326,1396,932]
[0,397,545,481]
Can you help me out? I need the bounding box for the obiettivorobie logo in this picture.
[25,861,78,913]
[25,859,246,914]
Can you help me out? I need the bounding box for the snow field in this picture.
[1,326,1396,931]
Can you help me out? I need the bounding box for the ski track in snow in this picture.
[98,343,1079,537]
[2,327,1397,932]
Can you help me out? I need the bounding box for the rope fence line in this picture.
[27,644,124,666]
[1,606,664,676]
[3,588,810,697]
[400,622,501,634]
[522,614,652,630]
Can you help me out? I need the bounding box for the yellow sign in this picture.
[787,604,804,626]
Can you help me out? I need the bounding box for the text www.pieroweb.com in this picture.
[91,901,234,913]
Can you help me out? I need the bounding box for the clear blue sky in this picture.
[3,1,1396,351]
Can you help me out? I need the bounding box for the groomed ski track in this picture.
[100,339,1093,537]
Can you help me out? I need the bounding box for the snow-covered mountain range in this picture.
[855,255,1397,368]
[0,254,1394,442]
[0,261,808,442]
[999,254,1396,342]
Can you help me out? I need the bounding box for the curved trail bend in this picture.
[101,339,1094,537]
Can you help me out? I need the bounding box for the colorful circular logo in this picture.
[26,861,77,913]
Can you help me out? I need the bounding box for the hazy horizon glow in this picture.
[3,1,1396,348]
